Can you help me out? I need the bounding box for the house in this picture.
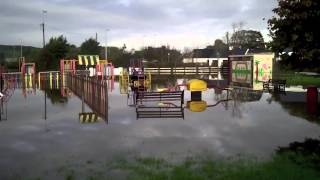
[183,48,228,68]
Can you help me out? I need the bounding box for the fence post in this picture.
[105,80,108,123]
[196,65,199,75]
[81,76,85,112]
[44,77,47,120]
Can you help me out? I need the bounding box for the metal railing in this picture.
[135,91,184,119]
[144,67,228,75]
[65,74,108,121]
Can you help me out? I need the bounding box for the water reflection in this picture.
[46,89,68,104]
[1,71,320,179]
[79,112,102,124]
[270,87,320,122]
[0,73,115,122]
[166,74,319,121]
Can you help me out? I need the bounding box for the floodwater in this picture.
[0,74,320,179]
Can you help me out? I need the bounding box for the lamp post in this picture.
[42,10,47,48]
[105,29,110,60]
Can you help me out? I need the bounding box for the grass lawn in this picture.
[276,73,320,87]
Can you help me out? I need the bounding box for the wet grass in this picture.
[111,154,320,180]
[6,153,320,180]
[276,73,320,87]
[6,138,320,180]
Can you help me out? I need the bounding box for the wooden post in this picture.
[196,65,199,75]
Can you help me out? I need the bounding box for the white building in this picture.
[183,57,228,68]
[182,48,228,68]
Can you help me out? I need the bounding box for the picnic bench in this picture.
[263,79,286,92]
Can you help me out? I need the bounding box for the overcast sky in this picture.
[0,0,277,50]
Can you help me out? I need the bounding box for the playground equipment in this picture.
[185,79,233,112]
[129,59,151,93]
[60,55,114,79]
[187,79,207,101]
[21,61,36,76]
[185,79,207,112]
[120,59,151,105]
[119,69,130,94]
[20,59,36,96]
[59,55,115,96]
[38,71,61,90]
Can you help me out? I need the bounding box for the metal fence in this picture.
[65,74,108,121]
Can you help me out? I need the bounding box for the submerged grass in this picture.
[109,154,320,180]
[6,153,320,180]
[5,141,320,180]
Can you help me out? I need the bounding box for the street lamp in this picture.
[105,29,110,60]
[42,10,47,48]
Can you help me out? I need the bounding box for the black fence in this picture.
[136,91,184,119]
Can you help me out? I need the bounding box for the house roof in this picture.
[192,48,228,58]
[229,48,272,55]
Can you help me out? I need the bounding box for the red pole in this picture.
[307,86,318,115]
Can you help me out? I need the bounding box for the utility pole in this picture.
[105,29,110,60]
[20,39,23,58]
[95,32,98,42]
[41,10,47,48]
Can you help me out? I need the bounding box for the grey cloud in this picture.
[0,0,277,48]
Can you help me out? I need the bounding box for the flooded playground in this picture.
[0,75,320,178]
[0,56,320,179]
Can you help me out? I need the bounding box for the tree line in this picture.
[2,0,318,72]
[19,28,266,71]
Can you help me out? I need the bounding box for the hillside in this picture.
[0,45,40,63]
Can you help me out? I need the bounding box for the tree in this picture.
[142,46,182,67]
[214,39,229,57]
[80,38,100,55]
[0,53,5,65]
[268,0,320,71]
[66,44,79,59]
[38,35,69,70]
[101,46,129,67]
[230,30,265,50]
